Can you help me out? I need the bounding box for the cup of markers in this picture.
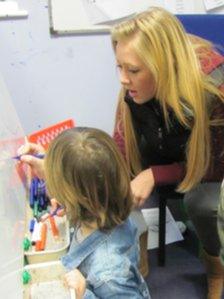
[24,177,62,253]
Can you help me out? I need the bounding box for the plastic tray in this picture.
[24,210,70,264]
[24,119,74,263]
[23,261,71,299]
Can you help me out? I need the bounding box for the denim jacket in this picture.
[61,217,151,299]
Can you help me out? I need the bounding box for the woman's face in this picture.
[115,40,156,104]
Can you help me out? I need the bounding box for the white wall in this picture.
[0,0,119,136]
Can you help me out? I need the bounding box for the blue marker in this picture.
[0,153,44,162]
[29,219,35,233]
[51,206,63,217]
[33,177,38,198]
[39,196,45,208]
[29,181,34,208]
[40,206,64,222]
[13,153,45,160]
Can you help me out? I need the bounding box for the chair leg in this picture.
[158,195,167,266]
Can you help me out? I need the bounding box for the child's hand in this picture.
[17,142,45,179]
[64,269,86,299]
[50,198,66,217]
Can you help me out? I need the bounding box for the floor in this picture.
[142,194,224,299]
[145,232,207,299]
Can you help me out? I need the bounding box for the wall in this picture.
[0,0,119,136]
[1,1,224,136]
[0,1,224,136]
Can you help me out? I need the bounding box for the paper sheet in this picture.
[203,0,224,11]
[82,0,137,25]
[81,0,108,25]
[95,0,136,20]
[0,0,28,17]
[164,0,195,13]
[142,207,183,250]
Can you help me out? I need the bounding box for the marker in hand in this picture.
[40,206,64,222]
[13,154,45,160]
[0,154,45,163]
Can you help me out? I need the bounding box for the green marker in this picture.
[22,270,31,285]
[33,201,38,218]
[23,237,31,251]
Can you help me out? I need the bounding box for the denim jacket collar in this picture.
[61,226,113,270]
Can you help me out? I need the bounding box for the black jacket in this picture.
[125,94,191,169]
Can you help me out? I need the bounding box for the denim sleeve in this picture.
[83,279,150,299]
[83,288,99,299]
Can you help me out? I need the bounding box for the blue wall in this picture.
[178,14,224,50]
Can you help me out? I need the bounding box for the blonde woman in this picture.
[20,127,151,298]
[112,7,224,299]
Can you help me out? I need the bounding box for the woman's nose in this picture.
[119,71,130,86]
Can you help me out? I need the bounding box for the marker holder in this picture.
[24,119,75,264]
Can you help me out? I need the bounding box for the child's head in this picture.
[45,127,133,230]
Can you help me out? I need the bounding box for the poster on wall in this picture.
[49,0,224,35]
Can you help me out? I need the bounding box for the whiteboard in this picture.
[49,0,224,35]
[49,0,110,34]
[0,72,26,298]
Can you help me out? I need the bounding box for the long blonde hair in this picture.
[45,127,133,229]
[111,7,224,192]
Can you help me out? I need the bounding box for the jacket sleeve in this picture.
[83,288,99,299]
[151,162,185,186]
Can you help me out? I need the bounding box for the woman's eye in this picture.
[129,69,139,74]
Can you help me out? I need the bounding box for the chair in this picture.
[156,186,184,267]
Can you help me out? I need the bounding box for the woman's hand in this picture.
[17,142,45,179]
[131,168,155,207]
[64,269,86,299]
